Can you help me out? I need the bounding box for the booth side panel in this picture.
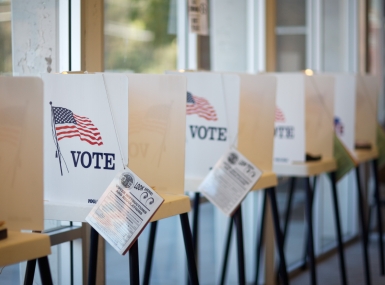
[128,74,186,195]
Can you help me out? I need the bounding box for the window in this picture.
[104,0,177,73]
[0,0,11,74]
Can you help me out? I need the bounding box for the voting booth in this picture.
[214,73,291,284]
[269,73,340,285]
[43,74,129,222]
[332,73,382,284]
[272,73,336,175]
[120,74,198,285]
[0,77,52,283]
[218,73,292,284]
[333,74,379,162]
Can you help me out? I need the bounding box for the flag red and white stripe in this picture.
[52,106,103,146]
[275,107,285,122]
[56,114,103,146]
[186,92,217,121]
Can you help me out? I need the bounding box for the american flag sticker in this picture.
[50,102,103,176]
[52,106,103,146]
[275,107,285,123]
[186,92,218,121]
[334,117,344,135]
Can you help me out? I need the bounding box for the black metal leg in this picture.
[283,178,296,243]
[192,192,201,258]
[233,206,246,285]
[180,213,200,285]
[301,230,309,270]
[37,256,53,285]
[330,171,348,285]
[312,177,317,196]
[88,227,99,285]
[24,259,37,285]
[302,177,317,270]
[70,240,74,285]
[254,191,267,285]
[305,177,317,285]
[267,187,290,285]
[143,221,158,285]
[368,203,374,242]
[372,159,385,275]
[355,166,372,285]
[129,240,140,285]
[219,217,234,285]
[70,221,74,285]
[187,192,201,285]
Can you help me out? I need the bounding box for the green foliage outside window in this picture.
[104,0,177,73]
[0,1,12,74]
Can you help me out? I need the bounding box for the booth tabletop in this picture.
[273,158,337,177]
[150,193,191,222]
[45,193,191,223]
[353,148,379,164]
[251,171,278,191]
[0,231,51,267]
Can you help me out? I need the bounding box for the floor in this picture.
[1,238,385,284]
[291,237,385,285]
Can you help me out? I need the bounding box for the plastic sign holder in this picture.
[0,76,52,284]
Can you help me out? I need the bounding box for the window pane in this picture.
[276,0,306,26]
[0,0,12,74]
[276,34,306,72]
[104,0,177,73]
[323,0,344,72]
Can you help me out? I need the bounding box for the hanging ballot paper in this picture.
[199,148,262,216]
[86,169,164,255]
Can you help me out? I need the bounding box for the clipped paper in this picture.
[86,169,163,255]
[199,148,262,216]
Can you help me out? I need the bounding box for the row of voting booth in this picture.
[0,71,382,285]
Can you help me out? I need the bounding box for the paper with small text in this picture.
[188,0,209,35]
[199,148,262,216]
[86,169,164,255]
